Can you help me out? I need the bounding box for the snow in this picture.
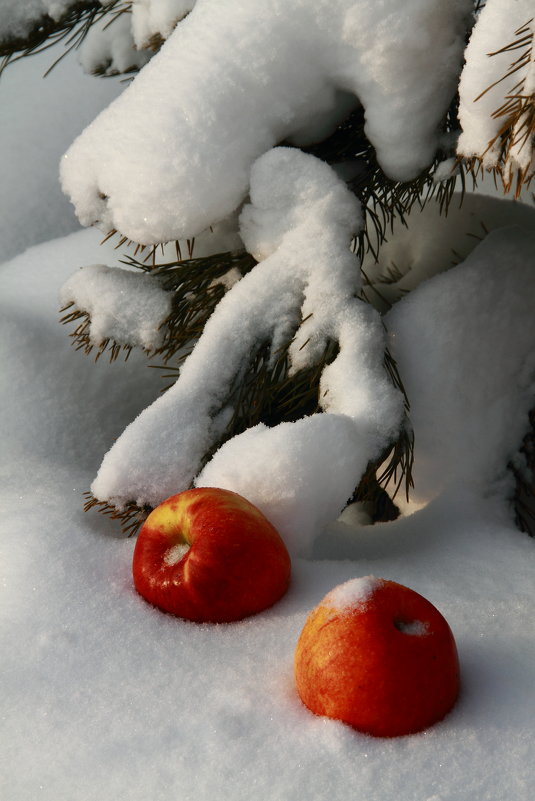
[2,232,535,801]
[362,192,535,313]
[61,0,472,244]
[324,576,382,611]
[163,542,190,565]
[197,416,380,556]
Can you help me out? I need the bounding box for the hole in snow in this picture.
[164,542,190,566]
[394,618,428,636]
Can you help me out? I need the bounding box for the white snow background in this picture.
[1,38,535,801]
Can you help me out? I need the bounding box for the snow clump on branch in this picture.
[90,149,404,554]
[60,0,472,244]
[60,263,174,352]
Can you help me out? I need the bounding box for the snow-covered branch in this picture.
[60,0,472,245]
[457,0,534,193]
[89,149,403,551]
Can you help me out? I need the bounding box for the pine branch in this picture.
[134,250,258,363]
[59,250,257,364]
[59,302,136,361]
[460,18,534,198]
[0,0,127,76]
[300,101,468,264]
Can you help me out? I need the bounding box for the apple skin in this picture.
[294,577,460,737]
[132,487,291,623]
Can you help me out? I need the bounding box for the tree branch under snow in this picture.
[89,149,404,552]
[60,0,472,245]
[457,0,534,194]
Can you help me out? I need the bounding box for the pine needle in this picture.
[83,492,152,537]
[300,101,465,265]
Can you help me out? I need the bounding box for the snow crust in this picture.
[61,0,472,244]
[457,0,535,175]
[60,263,173,352]
[90,149,403,553]
[2,230,535,801]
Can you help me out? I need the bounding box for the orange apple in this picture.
[132,487,291,623]
[294,577,460,737]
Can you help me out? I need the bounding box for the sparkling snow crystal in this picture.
[61,0,472,244]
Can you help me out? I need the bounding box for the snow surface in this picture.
[362,192,535,312]
[0,47,122,260]
[2,229,535,801]
[61,0,472,243]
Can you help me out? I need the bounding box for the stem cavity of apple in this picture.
[393,619,428,636]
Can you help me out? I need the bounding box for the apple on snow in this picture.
[294,577,460,737]
[133,487,291,623]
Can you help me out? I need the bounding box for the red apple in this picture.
[132,487,291,623]
[294,577,460,737]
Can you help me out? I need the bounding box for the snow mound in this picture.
[387,225,535,507]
